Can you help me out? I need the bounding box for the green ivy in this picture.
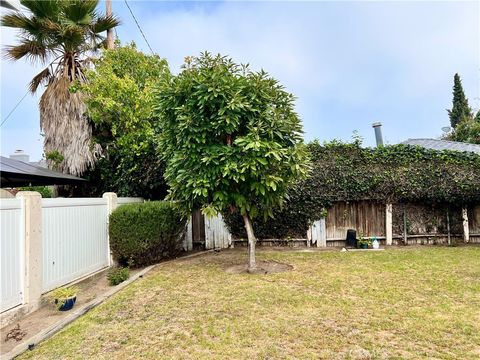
[223,140,480,239]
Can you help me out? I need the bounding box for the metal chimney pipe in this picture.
[372,122,384,147]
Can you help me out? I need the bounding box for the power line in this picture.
[1,91,29,127]
[124,0,155,55]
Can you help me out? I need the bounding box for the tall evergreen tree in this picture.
[447,73,472,128]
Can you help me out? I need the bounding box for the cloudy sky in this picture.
[1,0,479,161]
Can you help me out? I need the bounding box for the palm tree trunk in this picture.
[242,213,256,272]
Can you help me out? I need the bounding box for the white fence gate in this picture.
[0,199,24,312]
[205,214,232,249]
[309,219,327,247]
[41,198,110,293]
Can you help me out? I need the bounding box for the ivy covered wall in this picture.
[223,141,480,239]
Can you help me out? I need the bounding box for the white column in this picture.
[386,203,393,246]
[462,207,470,243]
[103,192,118,266]
[16,191,42,311]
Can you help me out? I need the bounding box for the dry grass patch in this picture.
[19,246,480,359]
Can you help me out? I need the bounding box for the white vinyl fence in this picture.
[1,193,143,321]
[41,198,110,293]
[0,199,24,313]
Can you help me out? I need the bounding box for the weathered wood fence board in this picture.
[205,214,232,249]
[325,201,385,240]
[468,205,480,234]
[392,203,463,237]
[309,219,326,247]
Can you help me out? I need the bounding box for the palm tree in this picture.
[1,0,119,175]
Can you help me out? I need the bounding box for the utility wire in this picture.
[124,0,155,55]
[1,90,29,127]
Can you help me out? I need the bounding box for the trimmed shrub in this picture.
[107,266,130,286]
[109,201,186,267]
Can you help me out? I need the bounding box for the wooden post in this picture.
[462,207,469,243]
[106,0,114,49]
[385,203,393,245]
[403,207,408,245]
[318,218,327,247]
[446,210,451,246]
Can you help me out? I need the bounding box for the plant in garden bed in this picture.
[48,286,79,311]
[357,235,372,249]
[107,266,130,286]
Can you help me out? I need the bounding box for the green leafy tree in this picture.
[449,118,480,144]
[447,73,472,129]
[1,0,119,176]
[82,43,170,198]
[155,53,310,272]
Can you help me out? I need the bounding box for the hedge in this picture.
[109,201,186,267]
[223,140,480,239]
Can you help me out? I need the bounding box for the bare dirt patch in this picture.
[0,267,142,355]
[225,260,293,274]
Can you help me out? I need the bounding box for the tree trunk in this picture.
[242,213,256,272]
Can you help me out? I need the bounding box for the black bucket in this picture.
[346,229,357,248]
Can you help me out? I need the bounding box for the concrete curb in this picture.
[2,250,214,360]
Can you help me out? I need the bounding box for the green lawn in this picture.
[20,246,480,359]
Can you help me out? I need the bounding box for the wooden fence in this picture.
[214,201,480,248]
[184,211,232,250]
[469,205,480,242]
[325,200,385,240]
[321,201,478,246]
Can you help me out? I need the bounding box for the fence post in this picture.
[103,192,118,266]
[386,203,393,246]
[16,191,42,311]
[185,215,193,251]
[462,207,469,243]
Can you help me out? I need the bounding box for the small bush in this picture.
[107,267,130,286]
[18,186,53,198]
[109,201,186,267]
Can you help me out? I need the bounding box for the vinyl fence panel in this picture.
[1,199,24,312]
[41,198,109,293]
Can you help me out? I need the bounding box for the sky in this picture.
[1,0,479,161]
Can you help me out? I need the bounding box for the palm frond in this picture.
[1,12,35,29]
[3,38,48,63]
[63,0,98,25]
[90,14,120,34]
[41,18,62,33]
[20,0,60,19]
[40,75,98,176]
[29,66,52,93]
